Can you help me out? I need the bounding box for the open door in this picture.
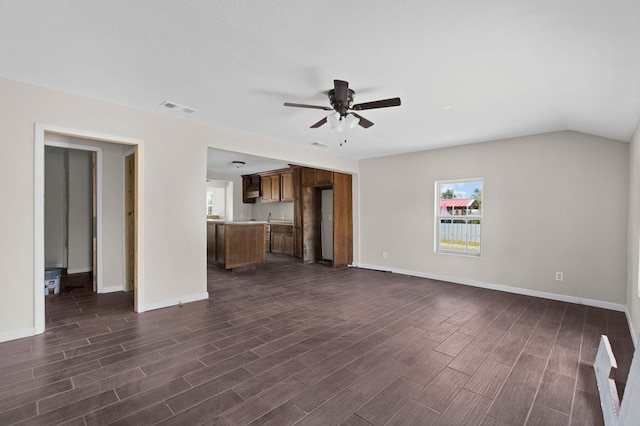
[125,152,135,293]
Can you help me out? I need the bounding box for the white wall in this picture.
[627,120,640,344]
[0,76,358,341]
[252,199,294,221]
[359,131,629,307]
[207,173,253,221]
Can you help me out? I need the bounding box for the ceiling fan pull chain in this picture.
[341,121,347,146]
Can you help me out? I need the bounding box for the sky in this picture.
[440,180,483,199]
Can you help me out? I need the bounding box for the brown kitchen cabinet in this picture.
[260,173,280,203]
[207,221,217,264]
[280,170,294,202]
[302,168,333,187]
[270,224,294,256]
[214,223,266,269]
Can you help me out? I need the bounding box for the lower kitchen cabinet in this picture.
[270,224,294,256]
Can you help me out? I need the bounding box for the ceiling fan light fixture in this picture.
[327,112,343,131]
[346,114,360,129]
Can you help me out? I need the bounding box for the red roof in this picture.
[440,198,476,208]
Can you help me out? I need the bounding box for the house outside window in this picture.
[436,179,483,256]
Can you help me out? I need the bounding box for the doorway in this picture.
[35,124,144,334]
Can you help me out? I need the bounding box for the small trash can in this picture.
[45,268,62,295]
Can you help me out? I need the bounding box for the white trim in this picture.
[35,123,144,336]
[626,307,638,347]
[67,267,93,274]
[357,263,627,312]
[0,328,37,344]
[101,285,125,294]
[34,124,46,334]
[143,292,210,312]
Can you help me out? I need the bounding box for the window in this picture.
[206,191,215,215]
[436,179,483,256]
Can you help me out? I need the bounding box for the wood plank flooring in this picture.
[0,255,635,425]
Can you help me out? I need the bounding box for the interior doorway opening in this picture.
[35,124,144,334]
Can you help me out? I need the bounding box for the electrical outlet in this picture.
[555,272,564,282]
[382,251,388,259]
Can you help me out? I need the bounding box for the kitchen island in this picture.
[208,221,266,270]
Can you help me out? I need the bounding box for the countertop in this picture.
[206,220,293,226]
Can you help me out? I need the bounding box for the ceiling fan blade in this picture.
[352,97,401,111]
[284,102,332,111]
[310,117,328,128]
[351,113,374,128]
[333,80,349,104]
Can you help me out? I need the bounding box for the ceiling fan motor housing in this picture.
[328,89,355,116]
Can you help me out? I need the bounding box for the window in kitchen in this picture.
[206,191,215,215]
[436,179,483,256]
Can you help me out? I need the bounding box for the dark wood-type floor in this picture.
[0,255,635,425]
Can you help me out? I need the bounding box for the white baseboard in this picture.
[68,267,92,274]
[100,285,123,294]
[357,263,627,313]
[0,327,36,343]
[142,292,210,312]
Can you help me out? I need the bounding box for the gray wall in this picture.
[44,147,66,268]
[44,147,92,273]
[359,131,629,306]
[67,149,92,273]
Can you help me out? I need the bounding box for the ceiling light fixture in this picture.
[345,114,360,129]
[327,112,343,131]
[231,161,245,168]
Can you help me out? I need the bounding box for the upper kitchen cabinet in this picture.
[302,168,333,187]
[260,169,294,203]
[260,173,281,203]
[280,170,294,202]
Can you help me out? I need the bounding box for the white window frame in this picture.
[435,178,483,256]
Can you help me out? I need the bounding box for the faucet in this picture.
[268,212,272,222]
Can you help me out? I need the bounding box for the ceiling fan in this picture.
[284,79,401,129]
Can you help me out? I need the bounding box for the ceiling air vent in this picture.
[160,101,199,114]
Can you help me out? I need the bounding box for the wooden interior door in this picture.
[124,153,135,293]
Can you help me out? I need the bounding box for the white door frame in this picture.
[34,123,145,334]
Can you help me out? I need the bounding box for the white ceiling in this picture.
[2,1,640,162]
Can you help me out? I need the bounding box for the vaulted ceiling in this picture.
[2,1,639,160]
